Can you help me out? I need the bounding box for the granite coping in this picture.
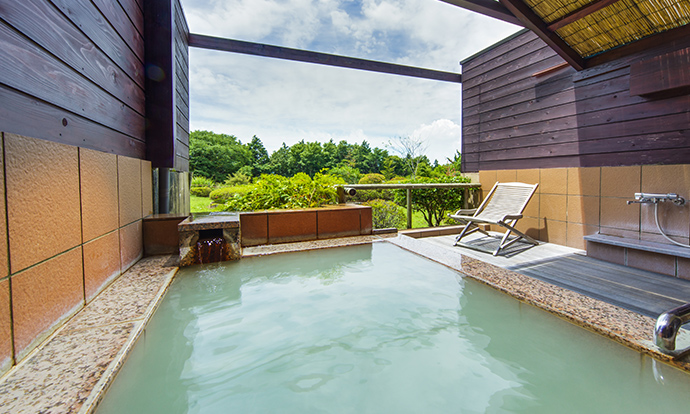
[2,234,690,414]
[178,212,240,231]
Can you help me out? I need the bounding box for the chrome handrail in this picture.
[654,303,690,352]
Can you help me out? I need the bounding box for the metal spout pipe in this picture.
[654,303,690,351]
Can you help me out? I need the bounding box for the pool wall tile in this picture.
[516,168,539,186]
[268,211,317,244]
[5,134,82,273]
[83,232,121,302]
[317,209,361,239]
[143,215,187,255]
[240,212,268,247]
[601,166,641,199]
[567,195,600,225]
[540,219,567,246]
[566,222,597,250]
[678,257,690,280]
[80,148,119,243]
[495,169,517,183]
[0,278,12,375]
[141,161,153,218]
[360,207,373,235]
[516,216,542,240]
[117,155,143,227]
[120,220,143,273]
[0,137,7,279]
[10,248,84,361]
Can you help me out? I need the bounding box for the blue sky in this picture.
[180,0,520,163]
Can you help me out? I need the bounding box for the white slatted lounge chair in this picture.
[450,182,539,256]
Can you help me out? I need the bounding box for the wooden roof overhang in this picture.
[440,0,690,70]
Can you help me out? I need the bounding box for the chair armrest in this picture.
[452,209,477,216]
[502,214,523,221]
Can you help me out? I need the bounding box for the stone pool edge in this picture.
[387,235,690,373]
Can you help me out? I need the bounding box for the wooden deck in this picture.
[418,233,690,318]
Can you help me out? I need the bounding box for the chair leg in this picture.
[454,222,477,245]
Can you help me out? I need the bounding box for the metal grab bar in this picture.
[654,303,690,351]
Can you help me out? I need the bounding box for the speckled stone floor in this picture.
[1,234,689,414]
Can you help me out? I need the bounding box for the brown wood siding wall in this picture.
[144,0,190,171]
[0,0,146,158]
[174,0,190,171]
[461,31,690,172]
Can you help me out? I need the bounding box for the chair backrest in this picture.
[474,182,538,222]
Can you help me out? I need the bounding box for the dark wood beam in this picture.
[499,0,585,70]
[547,0,623,31]
[188,34,462,83]
[437,0,523,26]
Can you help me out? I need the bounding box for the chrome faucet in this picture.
[654,303,690,352]
[627,193,685,206]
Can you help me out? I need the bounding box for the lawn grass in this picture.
[190,195,225,213]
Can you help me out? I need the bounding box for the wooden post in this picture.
[406,188,412,229]
[463,188,469,209]
[337,186,345,204]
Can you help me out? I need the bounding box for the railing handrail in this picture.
[341,183,481,190]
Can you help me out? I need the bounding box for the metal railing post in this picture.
[406,188,412,229]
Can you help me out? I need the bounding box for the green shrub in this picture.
[352,173,392,202]
[327,166,361,184]
[190,186,213,197]
[364,199,406,229]
[393,175,474,227]
[191,175,215,188]
[209,185,253,204]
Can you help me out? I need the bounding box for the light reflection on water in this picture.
[97,243,690,414]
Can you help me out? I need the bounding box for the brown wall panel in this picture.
[92,0,144,62]
[117,0,145,37]
[462,30,690,172]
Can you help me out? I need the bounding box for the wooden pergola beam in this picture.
[437,0,523,26]
[499,0,586,70]
[547,0,623,31]
[188,34,462,83]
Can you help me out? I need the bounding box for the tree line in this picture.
[189,130,461,184]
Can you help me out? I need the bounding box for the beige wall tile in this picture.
[83,232,121,302]
[118,156,142,227]
[515,216,542,241]
[640,202,689,238]
[496,169,517,183]
[80,148,118,243]
[567,222,598,250]
[478,170,497,190]
[11,248,83,360]
[600,197,639,232]
[516,169,540,186]
[523,193,540,218]
[540,194,567,222]
[0,137,7,278]
[141,160,153,218]
[539,168,568,194]
[567,195,600,225]
[0,278,11,372]
[641,164,690,195]
[627,249,676,277]
[120,220,143,272]
[567,167,600,196]
[5,134,81,273]
[540,219,567,245]
[601,166,640,198]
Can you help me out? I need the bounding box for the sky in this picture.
[180,0,521,163]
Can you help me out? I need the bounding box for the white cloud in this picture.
[182,0,520,165]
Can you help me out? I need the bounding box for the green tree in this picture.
[189,130,252,182]
[247,135,270,176]
[395,175,471,227]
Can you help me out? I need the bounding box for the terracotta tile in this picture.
[678,257,690,280]
[0,139,7,279]
[601,166,641,198]
[360,207,372,235]
[516,169,540,187]
[640,201,690,238]
[118,155,142,227]
[11,248,84,360]
[567,195,599,225]
[240,213,268,247]
[318,209,361,239]
[586,242,625,266]
[627,249,675,277]
[0,278,11,372]
[143,216,186,255]
[600,197,639,232]
[540,219,567,246]
[478,170,497,191]
[539,194,567,222]
[523,193,540,218]
[540,168,568,195]
[641,164,690,195]
[515,216,542,241]
[5,134,81,273]
[496,169,517,183]
[83,232,120,302]
[268,211,317,244]
[80,148,118,243]
[141,160,153,218]
[566,222,598,250]
[120,220,143,272]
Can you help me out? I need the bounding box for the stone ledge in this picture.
[585,234,690,259]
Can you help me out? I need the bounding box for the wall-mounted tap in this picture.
[627,193,685,206]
